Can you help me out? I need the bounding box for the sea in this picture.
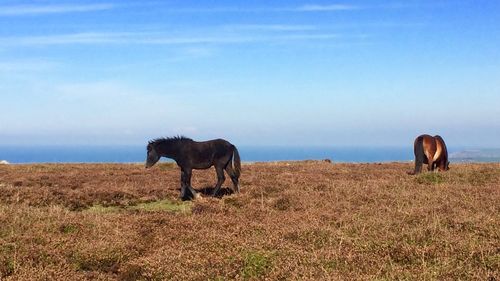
[1,145,499,164]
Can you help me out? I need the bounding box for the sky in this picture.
[0,0,499,147]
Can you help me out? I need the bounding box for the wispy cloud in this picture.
[0,59,59,72]
[0,32,132,46]
[165,3,442,13]
[147,4,364,13]
[0,3,115,16]
[295,4,362,11]
[223,24,317,32]
[49,81,196,135]
[0,31,347,47]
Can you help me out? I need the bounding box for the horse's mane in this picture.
[148,136,192,147]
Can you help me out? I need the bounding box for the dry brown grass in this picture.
[0,162,499,280]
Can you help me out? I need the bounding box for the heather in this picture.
[1,162,498,280]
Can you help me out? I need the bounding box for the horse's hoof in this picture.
[193,193,203,200]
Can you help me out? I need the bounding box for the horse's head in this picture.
[438,160,450,171]
[145,143,160,168]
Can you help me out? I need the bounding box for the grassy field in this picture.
[0,162,499,280]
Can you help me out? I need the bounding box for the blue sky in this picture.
[0,0,499,146]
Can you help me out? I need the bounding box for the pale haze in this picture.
[1,1,499,147]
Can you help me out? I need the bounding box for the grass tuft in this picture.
[273,197,291,211]
[71,250,122,273]
[241,251,273,280]
[85,199,191,214]
[156,162,176,170]
[129,199,191,213]
[59,223,79,234]
[85,204,121,213]
[416,172,444,184]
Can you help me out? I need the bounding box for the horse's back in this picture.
[414,134,434,151]
[195,138,231,146]
[414,134,436,163]
[422,135,437,155]
[212,139,235,156]
[190,138,234,159]
[415,134,449,163]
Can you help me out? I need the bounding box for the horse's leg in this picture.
[225,164,239,193]
[212,165,226,196]
[427,160,435,172]
[425,152,434,172]
[179,170,187,200]
[184,168,200,199]
[412,157,423,174]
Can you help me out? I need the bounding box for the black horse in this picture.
[145,136,241,199]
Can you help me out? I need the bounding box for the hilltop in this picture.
[0,162,499,280]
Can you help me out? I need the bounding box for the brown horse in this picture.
[409,134,449,175]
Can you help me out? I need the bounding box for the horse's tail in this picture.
[413,136,425,174]
[434,135,448,158]
[232,145,241,178]
[434,135,449,169]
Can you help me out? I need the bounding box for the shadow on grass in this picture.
[198,186,235,198]
[175,186,235,200]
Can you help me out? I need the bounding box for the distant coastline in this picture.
[449,149,500,163]
[0,145,499,164]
